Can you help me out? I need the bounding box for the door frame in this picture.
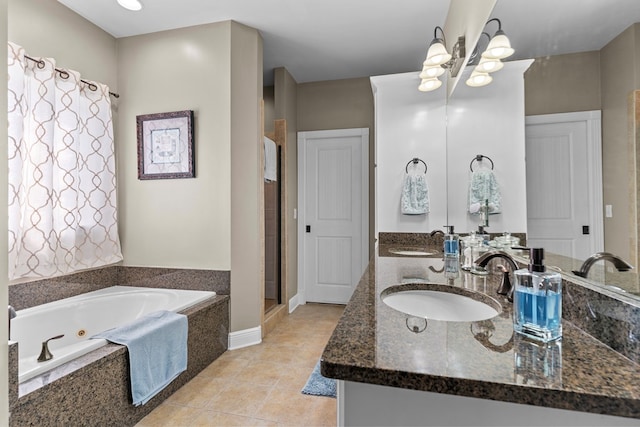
[525,110,604,255]
[297,128,369,305]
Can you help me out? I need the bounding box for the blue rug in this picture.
[301,360,336,398]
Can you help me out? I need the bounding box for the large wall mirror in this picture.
[444,0,640,298]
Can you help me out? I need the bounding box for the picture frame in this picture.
[136,110,195,180]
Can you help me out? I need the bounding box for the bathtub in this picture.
[10,285,216,384]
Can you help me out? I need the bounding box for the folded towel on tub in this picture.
[91,310,188,406]
[401,173,430,215]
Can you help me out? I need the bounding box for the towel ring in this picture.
[405,157,428,174]
[470,154,494,172]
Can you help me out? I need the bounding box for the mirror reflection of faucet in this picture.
[571,252,633,278]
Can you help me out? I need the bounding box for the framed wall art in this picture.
[136,110,195,179]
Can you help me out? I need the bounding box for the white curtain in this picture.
[7,42,123,280]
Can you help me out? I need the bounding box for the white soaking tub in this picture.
[10,286,216,384]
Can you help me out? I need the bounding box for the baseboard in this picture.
[228,326,262,350]
[289,293,303,313]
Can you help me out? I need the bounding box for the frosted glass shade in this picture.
[418,78,442,92]
[482,31,514,59]
[425,40,451,66]
[475,57,504,73]
[419,65,445,79]
[466,71,492,87]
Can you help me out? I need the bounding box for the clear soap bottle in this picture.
[443,226,460,278]
[513,248,562,342]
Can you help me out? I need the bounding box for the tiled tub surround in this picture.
[321,243,640,423]
[8,266,230,426]
[9,265,231,310]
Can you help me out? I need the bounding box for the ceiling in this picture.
[57,0,640,86]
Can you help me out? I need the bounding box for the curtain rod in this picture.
[24,55,120,99]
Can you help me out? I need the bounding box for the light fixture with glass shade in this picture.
[117,0,143,11]
[482,18,514,60]
[418,78,443,92]
[466,71,493,87]
[424,27,451,66]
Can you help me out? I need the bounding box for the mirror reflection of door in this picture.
[525,111,604,261]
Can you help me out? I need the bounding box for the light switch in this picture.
[605,205,613,218]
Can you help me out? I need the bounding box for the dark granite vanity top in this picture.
[321,244,640,419]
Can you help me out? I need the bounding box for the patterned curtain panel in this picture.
[7,42,123,280]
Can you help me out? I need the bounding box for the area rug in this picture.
[301,360,336,398]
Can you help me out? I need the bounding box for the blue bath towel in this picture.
[91,310,188,406]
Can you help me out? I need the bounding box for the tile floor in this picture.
[136,303,345,426]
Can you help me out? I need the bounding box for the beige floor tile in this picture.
[190,410,280,426]
[233,359,287,386]
[135,303,344,427]
[136,403,202,427]
[255,388,321,425]
[164,376,225,408]
[204,381,274,417]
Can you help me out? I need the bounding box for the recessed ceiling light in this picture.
[117,0,142,11]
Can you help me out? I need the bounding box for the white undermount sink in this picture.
[388,248,438,256]
[381,286,500,322]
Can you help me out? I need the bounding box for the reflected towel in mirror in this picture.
[468,169,501,214]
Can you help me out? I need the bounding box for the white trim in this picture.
[297,128,370,305]
[525,110,604,253]
[288,293,302,313]
[228,326,262,350]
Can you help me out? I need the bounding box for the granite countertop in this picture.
[321,244,640,419]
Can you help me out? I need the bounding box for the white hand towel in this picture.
[468,169,501,214]
[264,136,277,182]
[401,173,430,215]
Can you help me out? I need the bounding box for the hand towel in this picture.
[264,136,277,182]
[92,310,188,406]
[468,169,501,214]
[401,173,430,215]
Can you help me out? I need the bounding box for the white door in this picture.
[525,111,603,261]
[298,128,369,304]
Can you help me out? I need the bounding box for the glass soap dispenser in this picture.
[443,225,460,278]
[513,248,562,342]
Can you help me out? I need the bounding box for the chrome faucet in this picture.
[37,334,64,362]
[8,305,16,339]
[571,252,634,278]
[474,250,521,301]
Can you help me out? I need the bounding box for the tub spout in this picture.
[37,334,64,363]
[571,252,634,278]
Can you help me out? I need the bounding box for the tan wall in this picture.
[601,24,639,264]
[1,0,8,421]
[274,67,299,302]
[8,0,117,90]
[230,22,263,331]
[263,86,275,133]
[297,77,375,256]
[524,51,601,116]
[117,23,232,270]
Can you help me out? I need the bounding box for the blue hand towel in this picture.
[401,173,430,215]
[92,310,188,406]
[468,169,501,214]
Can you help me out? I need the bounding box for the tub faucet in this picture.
[37,334,64,363]
[8,305,16,339]
[474,250,520,301]
[572,252,634,278]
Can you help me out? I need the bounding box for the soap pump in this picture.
[443,226,460,278]
[443,225,459,256]
[513,248,562,342]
